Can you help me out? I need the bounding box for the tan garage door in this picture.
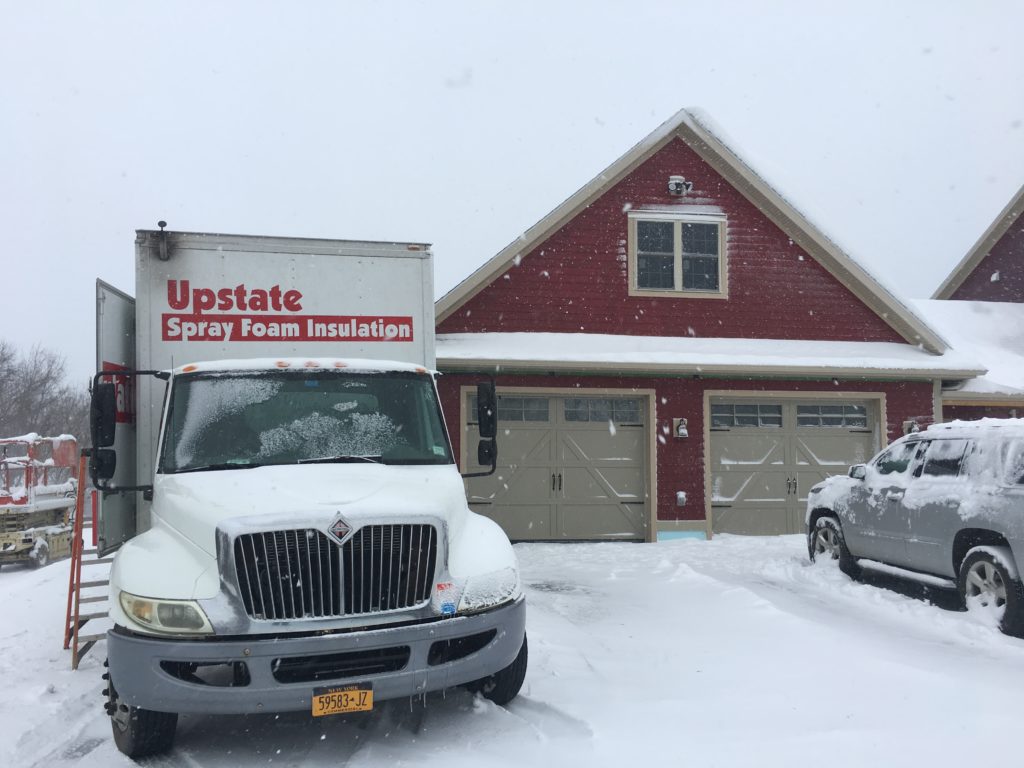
[709,398,879,535]
[464,393,648,541]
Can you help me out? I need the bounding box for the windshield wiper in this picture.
[172,461,263,474]
[297,455,382,465]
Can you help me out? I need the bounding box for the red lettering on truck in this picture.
[166,280,304,313]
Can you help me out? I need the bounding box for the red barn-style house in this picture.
[915,183,1024,422]
[435,109,981,541]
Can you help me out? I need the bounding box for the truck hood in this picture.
[152,463,469,556]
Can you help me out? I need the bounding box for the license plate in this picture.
[311,683,373,717]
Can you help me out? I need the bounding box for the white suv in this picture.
[806,419,1024,636]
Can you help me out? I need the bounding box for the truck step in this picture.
[82,558,114,565]
[76,612,109,623]
[79,580,109,588]
[78,595,108,604]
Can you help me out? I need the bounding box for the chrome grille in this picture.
[233,524,437,621]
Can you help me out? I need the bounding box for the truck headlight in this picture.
[119,591,213,635]
[457,567,520,615]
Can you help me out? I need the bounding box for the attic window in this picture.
[628,213,727,298]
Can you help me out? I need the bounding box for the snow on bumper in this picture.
[106,596,526,715]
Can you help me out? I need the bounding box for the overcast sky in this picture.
[3,1,1023,384]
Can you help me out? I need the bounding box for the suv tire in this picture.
[809,516,861,580]
[958,549,1024,637]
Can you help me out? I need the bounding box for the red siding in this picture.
[949,215,1024,302]
[439,374,934,523]
[944,404,1021,421]
[439,138,904,343]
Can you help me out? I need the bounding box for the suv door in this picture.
[896,438,971,577]
[841,439,921,564]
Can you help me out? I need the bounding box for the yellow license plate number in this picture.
[311,684,373,717]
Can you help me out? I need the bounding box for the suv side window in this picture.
[919,439,969,478]
[1006,441,1024,484]
[874,441,918,475]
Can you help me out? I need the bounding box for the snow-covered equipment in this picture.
[90,228,523,759]
[0,434,77,568]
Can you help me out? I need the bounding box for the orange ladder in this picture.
[64,450,112,669]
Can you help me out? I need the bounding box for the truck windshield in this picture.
[158,370,453,473]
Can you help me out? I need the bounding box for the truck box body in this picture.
[93,230,524,758]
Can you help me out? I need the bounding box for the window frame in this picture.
[627,211,728,299]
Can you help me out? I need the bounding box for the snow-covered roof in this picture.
[931,183,1024,300]
[912,300,1024,401]
[435,107,950,355]
[923,417,1024,438]
[172,358,433,375]
[436,333,982,379]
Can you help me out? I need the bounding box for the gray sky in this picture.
[3,1,1023,384]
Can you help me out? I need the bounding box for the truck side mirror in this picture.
[91,448,117,483]
[476,382,497,439]
[478,439,496,467]
[91,383,118,448]
[849,464,867,480]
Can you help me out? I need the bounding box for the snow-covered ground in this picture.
[2,535,1022,767]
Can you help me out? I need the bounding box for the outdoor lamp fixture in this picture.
[668,175,693,196]
[672,418,689,438]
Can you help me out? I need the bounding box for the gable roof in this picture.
[436,108,949,354]
[931,183,1024,300]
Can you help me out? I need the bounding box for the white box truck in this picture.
[91,228,526,759]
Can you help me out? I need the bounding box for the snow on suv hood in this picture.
[152,463,468,556]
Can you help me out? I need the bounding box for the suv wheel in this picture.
[958,548,1024,637]
[808,516,861,579]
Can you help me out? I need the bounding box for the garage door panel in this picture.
[558,501,646,539]
[713,506,793,536]
[716,435,786,466]
[470,503,554,540]
[560,466,644,501]
[558,430,645,464]
[794,435,872,469]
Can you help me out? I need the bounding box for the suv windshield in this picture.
[158,370,452,473]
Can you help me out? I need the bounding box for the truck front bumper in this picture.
[107,596,525,715]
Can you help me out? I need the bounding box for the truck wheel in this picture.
[958,549,1024,637]
[29,541,49,568]
[466,634,528,706]
[107,678,177,758]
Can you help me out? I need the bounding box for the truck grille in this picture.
[233,524,437,621]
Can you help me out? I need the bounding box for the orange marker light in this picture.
[275,360,291,368]
[182,364,198,373]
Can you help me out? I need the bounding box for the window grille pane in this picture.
[682,255,719,291]
[522,399,549,421]
[797,416,820,427]
[637,220,674,253]
[682,223,719,256]
[759,415,782,427]
[735,414,758,427]
[613,400,641,423]
[638,254,675,289]
[711,404,733,428]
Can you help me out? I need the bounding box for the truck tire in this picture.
[107,678,177,758]
[29,541,49,569]
[466,633,528,706]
